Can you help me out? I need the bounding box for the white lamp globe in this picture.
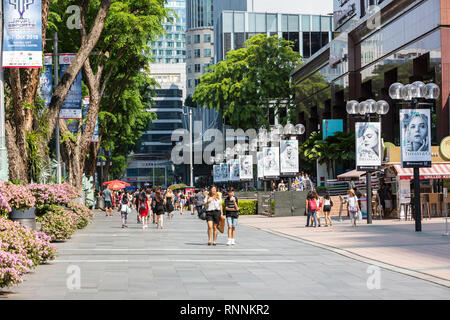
[425,83,440,100]
[346,100,359,114]
[295,124,305,135]
[366,99,378,114]
[376,100,390,115]
[388,82,404,100]
[284,123,295,135]
[400,84,415,101]
[412,81,427,98]
[358,101,369,115]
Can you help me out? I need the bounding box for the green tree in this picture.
[193,35,302,130]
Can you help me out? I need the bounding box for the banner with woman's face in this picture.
[280,140,299,174]
[400,109,432,168]
[213,165,221,183]
[263,147,280,178]
[356,122,381,170]
[239,155,253,180]
[228,159,240,181]
[257,152,264,179]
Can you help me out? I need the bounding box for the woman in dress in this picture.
[203,186,223,246]
[179,193,186,215]
[165,189,175,219]
[153,189,165,229]
[346,189,360,227]
[138,189,151,230]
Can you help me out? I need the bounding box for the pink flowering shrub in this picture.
[67,202,93,229]
[28,183,79,206]
[0,217,56,266]
[40,206,78,241]
[0,182,36,210]
[0,191,11,214]
[0,241,33,288]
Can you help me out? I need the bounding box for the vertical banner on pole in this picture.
[239,155,253,180]
[38,54,52,107]
[257,151,264,179]
[228,159,240,182]
[220,163,229,183]
[58,54,82,119]
[263,147,280,178]
[213,165,220,183]
[280,140,299,175]
[2,0,42,67]
[355,122,382,171]
[400,109,432,168]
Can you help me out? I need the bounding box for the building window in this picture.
[194,48,201,58]
[203,63,211,72]
[194,78,200,86]
[194,64,201,73]
[187,50,191,58]
[187,79,192,88]
[166,50,172,56]
[167,42,174,47]
[204,48,211,57]
[187,35,191,44]
[177,42,182,47]
[165,58,171,63]
[166,33,173,39]
[302,32,311,58]
[194,34,200,43]
[187,65,192,73]
[204,33,211,43]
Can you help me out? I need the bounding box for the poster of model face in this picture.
[257,152,264,179]
[228,159,240,181]
[239,155,253,180]
[213,165,221,183]
[220,163,229,182]
[280,140,299,174]
[263,147,280,178]
[355,122,381,170]
[400,109,432,168]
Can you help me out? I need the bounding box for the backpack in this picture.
[122,195,128,205]
[308,199,317,211]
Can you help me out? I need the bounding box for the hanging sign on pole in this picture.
[38,54,52,107]
[58,54,82,119]
[2,0,43,67]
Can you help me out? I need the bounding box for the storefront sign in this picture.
[2,0,42,67]
[356,122,381,171]
[280,140,299,175]
[399,179,411,204]
[59,54,82,119]
[440,136,450,160]
[400,109,432,168]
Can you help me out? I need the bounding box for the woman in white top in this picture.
[203,186,223,246]
[346,189,360,227]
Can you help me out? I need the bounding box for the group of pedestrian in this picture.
[305,191,334,228]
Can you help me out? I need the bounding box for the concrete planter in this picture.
[9,207,37,230]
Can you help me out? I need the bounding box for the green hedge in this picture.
[222,200,257,215]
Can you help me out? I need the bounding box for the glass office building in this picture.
[216,11,334,62]
[152,0,187,64]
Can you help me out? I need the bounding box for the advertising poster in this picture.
[400,109,432,168]
[399,179,411,204]
[228,159,240,182]
[2,0,42,67]
[220,163,229,182]
[38,54,52,107]
[263,147,280,178]
[280,140,299,175]
[59,54,82,119]
[355,122,382,171]
[257,152,264,179]
[239,155,253,180]
[213,165,221,183]
[322,119,343,140]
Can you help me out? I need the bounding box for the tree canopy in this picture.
[193,34,302,130]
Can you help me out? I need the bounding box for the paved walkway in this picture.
[1,210,449,300]
[239,215,450,284]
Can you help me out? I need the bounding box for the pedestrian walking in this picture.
[322,193,333,227]
[132,190,141,223]
[165,189,175,219]
[138,189,151,229]
[153,189,165,229]
[347,189,360,227]
[224,187,239,246]
[305,191,318,227]
[204,186,223,246]
[103,187,113,217]
[194,189,205,219]
[179,193,185,215]
[120,191,131,228]
[313,191,322,227]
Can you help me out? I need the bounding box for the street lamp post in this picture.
[346,99,390,224]
[183,109,193,187]
[388,81,440,232]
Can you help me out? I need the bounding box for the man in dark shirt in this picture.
[224,187,239,246]
[194,189,205,218]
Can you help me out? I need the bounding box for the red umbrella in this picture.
[103,180,131,187]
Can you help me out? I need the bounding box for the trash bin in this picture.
[96,197,105,210]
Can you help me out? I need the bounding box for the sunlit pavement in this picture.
[1,210,449,300]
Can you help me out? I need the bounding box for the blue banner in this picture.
[2,0,42,67]
[38,54,52,107]
[322,119,343,140]
[58,54,82,119]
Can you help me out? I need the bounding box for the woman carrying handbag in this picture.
[347,189,360,227]
[203,186,223,246]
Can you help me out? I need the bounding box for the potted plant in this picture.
[0,182,37,230]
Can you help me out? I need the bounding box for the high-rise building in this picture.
[152,0,187,64]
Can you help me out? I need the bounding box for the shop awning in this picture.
[337,170,366,181]
[393,164,450,180]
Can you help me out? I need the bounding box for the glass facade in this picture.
[187,0,213,29]
[218,11,333,62]
[151,0,186,63]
